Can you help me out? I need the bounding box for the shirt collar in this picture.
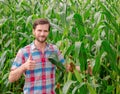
[31,42,36,50]
[31,41,49,51]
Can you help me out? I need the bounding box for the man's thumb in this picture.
[28,54,32,60]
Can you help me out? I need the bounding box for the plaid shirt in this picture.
[11,42,65,94]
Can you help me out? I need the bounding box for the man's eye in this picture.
[38,30,42,32]
[44,30,48,32]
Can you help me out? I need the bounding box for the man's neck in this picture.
[34,40,47,53]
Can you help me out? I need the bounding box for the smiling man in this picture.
[8,18,65,94]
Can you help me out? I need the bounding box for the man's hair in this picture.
[33,18,50,31]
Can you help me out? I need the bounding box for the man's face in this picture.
[33,24,49,43]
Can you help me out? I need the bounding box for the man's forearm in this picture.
[8,64,26,82]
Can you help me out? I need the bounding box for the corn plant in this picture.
[0,0,120,94]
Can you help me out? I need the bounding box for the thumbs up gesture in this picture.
[23,54,36,70]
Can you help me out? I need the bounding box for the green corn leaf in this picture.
[74,69,82,83]
[72,82,86,94]
[74,41,87,72]
[105,85,115,93]
[79,43,87,72]
[87,83,96,94]
[102,40,120,75]
[74,13,85,40]
[93,51,101,74]
[62,80,77,94]
[100,2,120,35]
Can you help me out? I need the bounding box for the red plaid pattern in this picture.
[11,42,65,94]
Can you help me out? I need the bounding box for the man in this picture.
[9,18,65,94]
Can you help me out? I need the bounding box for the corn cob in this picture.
[48,52,65,72]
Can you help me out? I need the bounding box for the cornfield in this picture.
[0,0,120,94]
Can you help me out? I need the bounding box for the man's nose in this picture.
[40,31,45,36]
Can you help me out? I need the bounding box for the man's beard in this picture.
[36,36,47,43]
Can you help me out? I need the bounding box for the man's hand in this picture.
[66,63,76,72]
[66,62,92,76]
[8,54,36,83]
[23,54,36,70]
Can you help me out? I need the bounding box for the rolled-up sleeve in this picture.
[11,48,25,70]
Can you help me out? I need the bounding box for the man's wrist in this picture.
[21,64,26,72]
